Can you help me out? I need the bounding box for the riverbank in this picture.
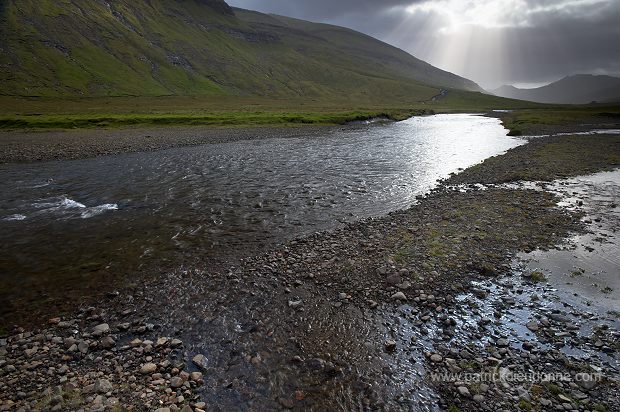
[0,124,344,164]
[1,131,619,410]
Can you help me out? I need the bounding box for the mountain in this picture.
[492,75,620,104]
[0,0,480,100]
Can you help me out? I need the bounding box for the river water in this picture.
[0,114,522,322]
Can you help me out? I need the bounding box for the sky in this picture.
[227,0,620,90]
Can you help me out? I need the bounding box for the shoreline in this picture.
[0,124,346,164]
[1,108,619,165]
[1,127,619,410]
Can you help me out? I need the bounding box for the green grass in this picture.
[499,106,620,135]
[529,271,547,283]
[0,110,415,129]
[0,91,545,130]
[0,0,478,99]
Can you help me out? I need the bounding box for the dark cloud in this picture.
[228,0,620,89]
[228,0,414,22]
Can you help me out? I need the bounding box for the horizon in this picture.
[228,0,620,90]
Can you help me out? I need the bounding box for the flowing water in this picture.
[0,114,522,322]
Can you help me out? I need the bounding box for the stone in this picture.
[94,379,113,394]
[526,321,539,332]
[190,371,203,382]
[93,323,110,335]
[457,386,471,398]
[496,338,509,347]
[156,337,169,347]
[140,363,157,374]
[100,336,115,349]
[574,372,598,390]
[391,292,407,301]
[473,394,484,402]
[78,341,89,354]
[384,340,397,352]
[430,354,443,363]
[192,354,208,370]
[170,376,183,388]
[24,347,38,357]
[288,300,303,308]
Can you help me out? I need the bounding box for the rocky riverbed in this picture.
[0,125,342,164]
[1,132,619,411]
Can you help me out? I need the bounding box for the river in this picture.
[0,114,522,323]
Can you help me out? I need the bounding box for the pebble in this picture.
[457,386,471,398]
[192,354,208,370]
[430,354,443,363]
[140,363,157,374]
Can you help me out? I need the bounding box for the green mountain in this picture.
[492,75,620,104]
[0,0,480,100]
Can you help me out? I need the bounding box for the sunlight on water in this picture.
[0,114,522,303]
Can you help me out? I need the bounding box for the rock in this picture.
[24,347,38,357]
[526,321,539,332]
[100,336,115,349]
[430,354,443,363]
[574,372,598,390]
[93,323,110,335]
[386,274,401,285]
[473,394,484,402]
[384,340,397,352]
[192,354,208,370]
[156,337,169,347]
[78,341,89,354]
[391,292,407,301]
[190,371,203,382]
[170,376,183,388]
[288,300,303,308]
[496,338,509,347]
[181,406,192,412]
[94,379,113,394]
[457,386,471,398]
[140,363,157,374]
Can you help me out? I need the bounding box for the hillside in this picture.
[492,74,620,104]
[0,0,480,101]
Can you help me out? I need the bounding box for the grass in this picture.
[529,271,547,283]
[499,106,620,135]
[0,91,545,130]
[0,110,413,129]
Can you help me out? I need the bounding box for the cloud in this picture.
[228,0,620,88]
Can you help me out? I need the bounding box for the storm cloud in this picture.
[228,0,620,89]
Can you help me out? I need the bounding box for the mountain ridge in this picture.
[0,0,480,100]
[492,74,620,104]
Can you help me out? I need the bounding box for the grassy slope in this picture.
[2,0,606,130]
[0,0,477,99]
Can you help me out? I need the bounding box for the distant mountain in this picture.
[0,0,480,99]
[492,75,620,104]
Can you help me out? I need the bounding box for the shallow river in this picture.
[0,114,522,320]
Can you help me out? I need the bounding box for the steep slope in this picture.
[0,0,480,99]
[492,75,620,104]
